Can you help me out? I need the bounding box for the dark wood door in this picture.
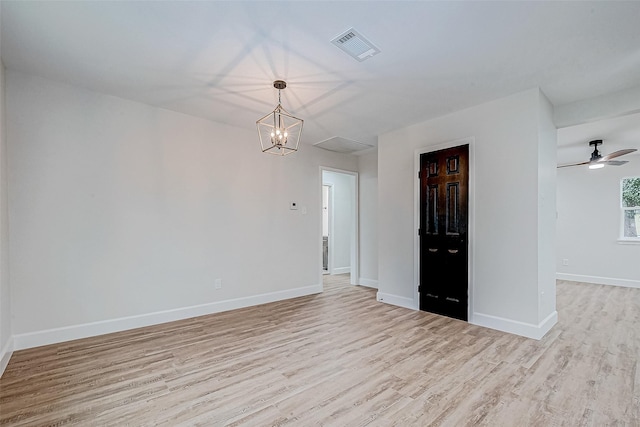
[419,144,469,321]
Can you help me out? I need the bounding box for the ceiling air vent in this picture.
[331,28,380,62]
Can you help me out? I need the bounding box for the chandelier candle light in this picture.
[256,80,303,156]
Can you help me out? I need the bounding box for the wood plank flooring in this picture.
[1,275,639,426]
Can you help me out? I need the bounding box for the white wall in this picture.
[556,158,640,287]
[322,170,354,275]
[554,84,640,129]
[537,94,558,322]
[357,149,378,288]
[377,88,557,339]
[0,33,14,373]
[6,70,358,349]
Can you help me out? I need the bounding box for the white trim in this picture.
[414,137,475,318]
[471,310,557,340]
[320,166,359,286]
[330,183,334,275]
[351,170,358,287]
[13,284,322,351]
[617,239,640,245]
[0,336,14,378]
[358,278,378,289]
[376,292,418,310]
[619,176,640,242]
[556,273,640,289]
[332,267,351,275]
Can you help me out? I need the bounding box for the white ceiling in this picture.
[2,1,640,150]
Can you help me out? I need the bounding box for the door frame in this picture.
[322,183,333,275]
[320,166,359,286]
[413,137,475,321]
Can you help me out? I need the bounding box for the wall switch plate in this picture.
[290,202,298,210]
[214,279,222,289]
[562,259,569,266]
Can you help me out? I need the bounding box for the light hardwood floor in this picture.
[1,275,639,426]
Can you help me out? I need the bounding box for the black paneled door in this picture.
[419,144,469,321]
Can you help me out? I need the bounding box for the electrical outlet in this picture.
[562,259,569,266]
[214,279,222,289]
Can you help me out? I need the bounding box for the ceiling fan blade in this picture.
[557,161,590,168]
[598,148,637,162]
[605,160,629,166]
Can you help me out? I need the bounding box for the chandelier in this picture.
[256,80,303,156]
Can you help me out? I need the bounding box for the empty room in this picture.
[0,1,639,425]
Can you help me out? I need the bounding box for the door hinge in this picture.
[418,285,422,293]
[418,171,421,179]
[418,228,421,236]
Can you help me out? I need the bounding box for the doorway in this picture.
[320,168,358,286]
[419,144,469,321]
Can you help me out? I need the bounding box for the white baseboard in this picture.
[13,284,322,351]
[0,336,14,378]
[556,273,640,289]
[375,290,559,340]
[332,267,351,275]
[358,278,378,289]
[376,292,418,310]
[471,310,557,340]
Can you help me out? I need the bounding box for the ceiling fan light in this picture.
[589,163,605,170]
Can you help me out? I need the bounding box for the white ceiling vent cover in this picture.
[331,28,380,62]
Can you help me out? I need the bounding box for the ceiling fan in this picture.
[558,139,637,169]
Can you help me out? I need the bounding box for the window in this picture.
[621,177,640,240]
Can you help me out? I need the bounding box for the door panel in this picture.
[419,145,469,321]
